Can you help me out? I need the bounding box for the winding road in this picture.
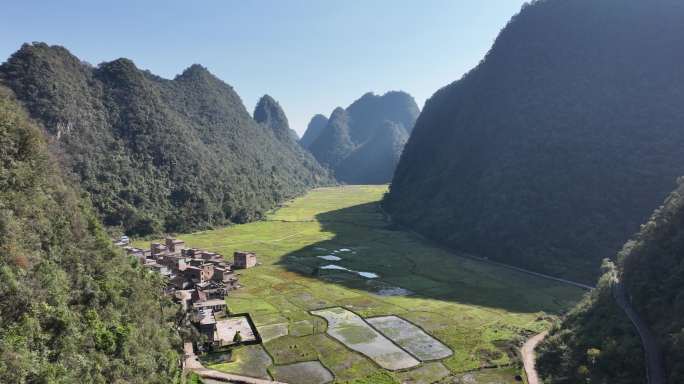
[612,280,666,384]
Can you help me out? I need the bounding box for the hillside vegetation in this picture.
[537,264,645,383]
[540,179,684,383]
[305,91,419,184]
[620,180,684,381]
[0,43,331,236]
[386,0,684,282]
[0,86,181,383]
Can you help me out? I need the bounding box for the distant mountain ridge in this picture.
[385,0,684,282]
[304,91,419,184]
[0,42,332,236]
[300,114,328,148]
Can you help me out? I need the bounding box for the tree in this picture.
[233,330,242,343]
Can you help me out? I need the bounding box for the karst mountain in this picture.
[303,91,419,184]
[253,94,299,143]
[385,0,684,283]
[0,43,332,236]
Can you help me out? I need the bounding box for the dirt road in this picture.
[521,332,548,384]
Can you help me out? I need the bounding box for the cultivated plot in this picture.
[271,361,333,384]
[208,344,272,379]
[311,307,420,370]
[258,323,288,342]
[367,315,453,361]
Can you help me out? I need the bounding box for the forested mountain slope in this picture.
[0,43,331,236]
[0,86,180,383]
[306,91,419,184]
[539,180,684,383]
[386,0,684,282]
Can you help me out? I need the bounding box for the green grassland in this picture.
[139,185,583,383]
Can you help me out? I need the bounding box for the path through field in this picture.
[520,332,547,384]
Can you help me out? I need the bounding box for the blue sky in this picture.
[0,1,526,135]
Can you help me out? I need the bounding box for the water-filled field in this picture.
[272,360,334,384]
[367,315,453,361]
[143,185,584,383]
[311,307,419,370]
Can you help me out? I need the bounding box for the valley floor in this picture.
[144,185,584,383]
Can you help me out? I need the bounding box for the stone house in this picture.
[186,263,215,283]
[233,251,257,269]
[165,237,186,255]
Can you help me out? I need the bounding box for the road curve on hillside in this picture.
[612,281,666,384]
[521,332,548,384]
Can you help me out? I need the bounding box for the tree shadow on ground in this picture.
[276,201,583,315]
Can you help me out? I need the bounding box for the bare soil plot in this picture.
[310,307,419,370]
[271,361,333,384]
[367,315,453,361]
[215,316,256,345]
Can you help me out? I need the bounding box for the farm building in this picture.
[233,251,257,269]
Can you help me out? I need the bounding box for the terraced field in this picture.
[140,185,584,383]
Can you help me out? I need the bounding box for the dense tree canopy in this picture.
[306,91,419,184]
[0,86,181,383]
[0,43,331,236]
[386,0,684,282]
[538,263,645,383]
[619,180,684,381]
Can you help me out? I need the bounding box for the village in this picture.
[116,236,261,352]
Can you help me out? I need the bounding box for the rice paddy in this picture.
[311,307,420,370]
[366,316,453,361]
[142,185,584,383]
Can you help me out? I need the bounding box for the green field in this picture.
[140,185,583,383]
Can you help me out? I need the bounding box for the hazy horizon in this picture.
[0,0,526,135]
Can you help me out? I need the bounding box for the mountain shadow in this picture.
[386,0,684,284]
[276,200,583,315]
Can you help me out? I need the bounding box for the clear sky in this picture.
[0,0,526,135]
